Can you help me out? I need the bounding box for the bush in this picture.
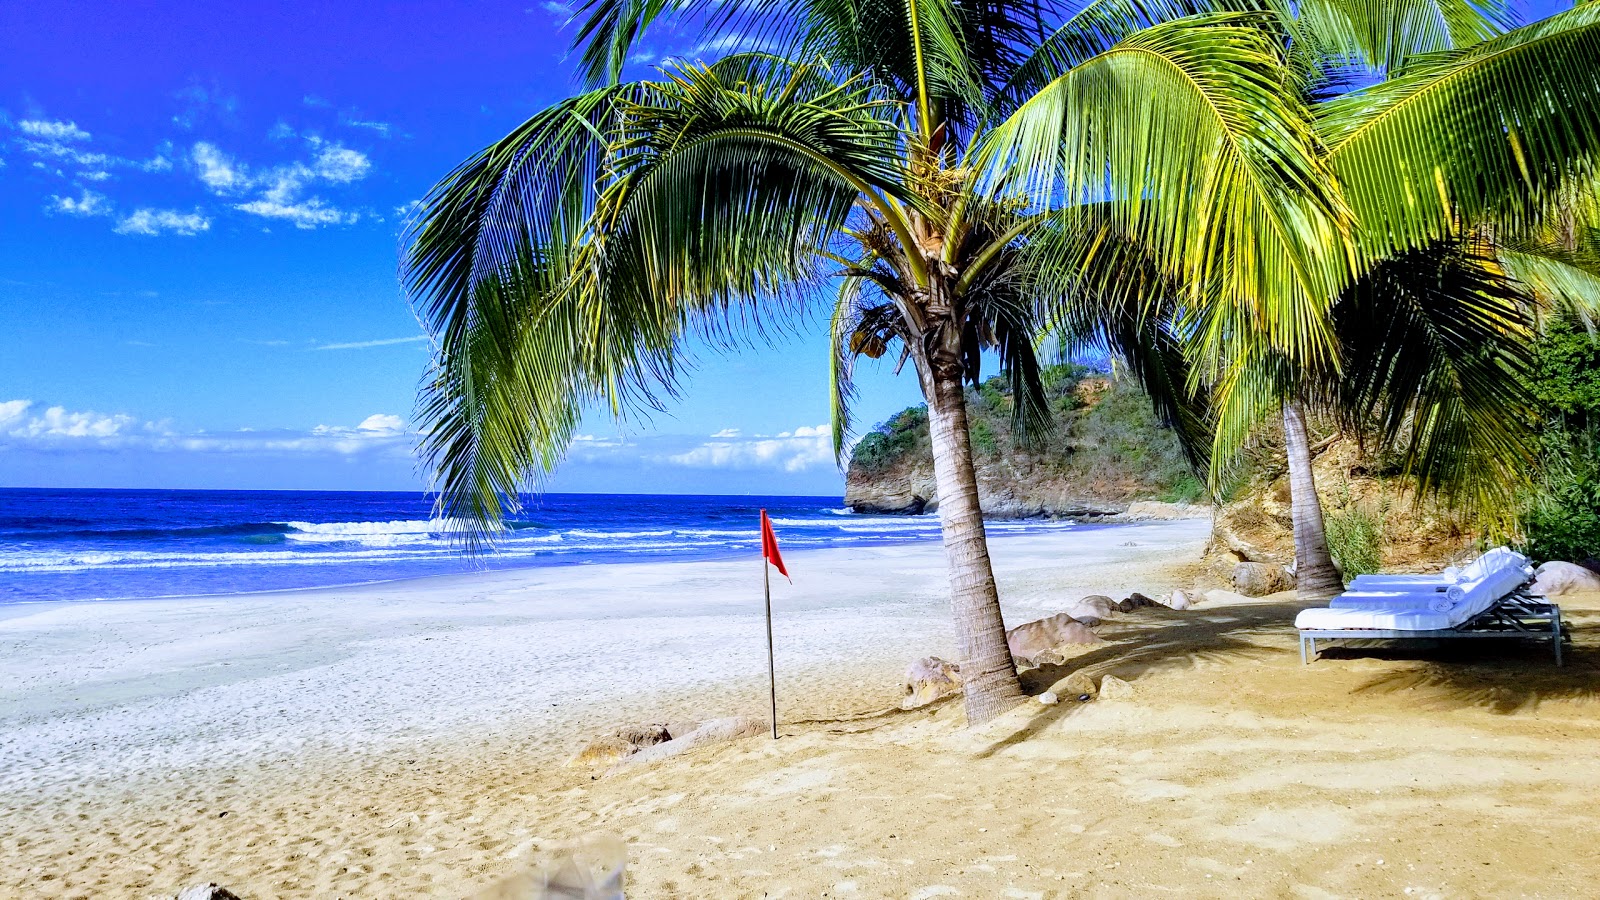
[970,419,998,454]
[1518,323,1600,563]
[850,405,930,473]
[1326,501,1385,581]
[1521,431,1600,563]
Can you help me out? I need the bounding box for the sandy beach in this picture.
[5,518,1600,898]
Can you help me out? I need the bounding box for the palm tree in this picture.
[1183,4,1600,600]
[402,3,1350,722]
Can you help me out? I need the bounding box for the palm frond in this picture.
[983,13,1352,372]
[1321,3,1600,265]
[1328,241,1539,512]
[1293,0,1515,76]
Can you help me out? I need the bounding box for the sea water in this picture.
[0,489,1079,604]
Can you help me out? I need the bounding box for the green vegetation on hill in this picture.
[848,364,1206,505]
[1521,322,1600,564]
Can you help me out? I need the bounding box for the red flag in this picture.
[760,509,790,581]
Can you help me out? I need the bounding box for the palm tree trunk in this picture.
[925,362,1025,724]
[1282,399,1343,602]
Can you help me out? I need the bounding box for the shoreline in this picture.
[8,517,1597,899]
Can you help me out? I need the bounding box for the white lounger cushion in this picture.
[1330,592,1454,611]
[1299,563,1532,632]
[1345,547,1528,591]
[1296,606,1457,631]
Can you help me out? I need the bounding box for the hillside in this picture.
[843,365,1204,516]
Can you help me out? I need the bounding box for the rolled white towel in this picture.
[1428,595,1456,613]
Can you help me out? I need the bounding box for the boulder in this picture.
[1066,595,1117,621]
[902,656,963,709]
[1007,613,1105,665]
[1048,671,1098,702]
[568,723,673,767]
[1098,674,1137,701]
[1036,691,1059,705]
[1232,562,1296,597]
[176,886,242,900]
[1166,590,1194,610]
[1532,561,1600,596]
[1117,592,1159,612]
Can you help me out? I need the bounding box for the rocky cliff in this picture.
[843,368,1205,517]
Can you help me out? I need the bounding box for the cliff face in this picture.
[843,370,1205,517]
[1207,432,1477,574]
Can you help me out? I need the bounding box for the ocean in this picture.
[0,488,1080,604]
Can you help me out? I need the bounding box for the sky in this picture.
[0,0,1572,496]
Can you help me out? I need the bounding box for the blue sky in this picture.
[0,0,1572,495]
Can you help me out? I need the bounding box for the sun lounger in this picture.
[1297,562,1563,665]
[1345,547,1527,592]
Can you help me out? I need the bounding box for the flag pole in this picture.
[763,544,778,740]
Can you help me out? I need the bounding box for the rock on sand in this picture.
[1232,562,1296,597]
[568,723,673,767]
[1532,561,1600,596]
[903,657,962,709]
[1007,613,1104,665]
[1099,674,1137,701]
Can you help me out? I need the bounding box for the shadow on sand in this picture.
[973,596,1595,756]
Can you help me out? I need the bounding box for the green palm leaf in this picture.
[1321,3,1600,264]
[983,13,1352,371]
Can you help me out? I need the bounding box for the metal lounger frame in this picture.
[1299,590,1566,666]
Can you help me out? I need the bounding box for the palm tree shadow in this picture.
[974,599,1304,758]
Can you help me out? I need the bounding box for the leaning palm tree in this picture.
[1155,3,1600,599]
[402,2,1350,722]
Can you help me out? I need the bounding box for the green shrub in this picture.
[1521,431,1600,563]
[1518,323,1600,563]
[1326,502,1385,581]
[1158,473,1206,505]
[970,419,998,454]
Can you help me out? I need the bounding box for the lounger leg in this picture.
[1553,609,1564,667]
[1300,635,1308,665]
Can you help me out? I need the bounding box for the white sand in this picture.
[1,520,1214,897]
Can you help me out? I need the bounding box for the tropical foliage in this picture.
[403,0,1600,718]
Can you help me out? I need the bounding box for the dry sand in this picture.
[4,518,1599,899]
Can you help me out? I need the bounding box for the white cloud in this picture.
[192,141,249,192]
[0,400,133,440]
[0,400,414,459]
[48,189,111,217]
[235,196,355,229]
[315,335,428,351]
[542,0,574,15]
[78,170,112,182]
[0,400,32,429]
[665,423,836,473]
[19,119,90,141]
[114,208,211,236]
[15,117,172,176]
[313,145,370,182]
[358,414,406,433]
[190,139,367,229]
[342,117,392,138]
